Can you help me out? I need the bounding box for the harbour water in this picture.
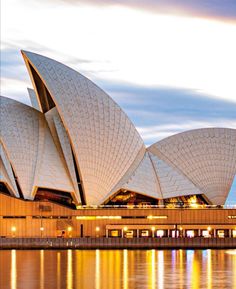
[0,249,236,289]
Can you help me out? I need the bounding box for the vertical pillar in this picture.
[80,224,83,238]
[213,229,216,238]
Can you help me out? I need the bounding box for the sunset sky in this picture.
[1,0,236,203]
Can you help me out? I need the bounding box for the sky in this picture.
[1,0,236,203]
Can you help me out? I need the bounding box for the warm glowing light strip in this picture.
[76,216,122,220]
[147,216,168,219]
[75,215,168,220]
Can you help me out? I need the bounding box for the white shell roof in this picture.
[0,96,77,201]
[148,152,202,199]
[27,88,41,111]
[119,152,162,200]
[22,50,145,204]
[1,51,235,206]
[0,144,19,197]
[148,128,236,204]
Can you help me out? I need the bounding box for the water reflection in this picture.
[179,249,184,289]
[67,249,73,289]
[158,250,164,289]
[233,250,236,289]
[0,249,236,289]
[123,249,128,289]
[191,251,200,289]
[11,250,16,289]
[95,249,100,289]
[207,250,212,289]
[40,250,44,289]
[151,250,155,289]
[57,252,61,289]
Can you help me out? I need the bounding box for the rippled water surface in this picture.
[0,249,236,289]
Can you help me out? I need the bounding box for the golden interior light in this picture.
[11,226,16,232]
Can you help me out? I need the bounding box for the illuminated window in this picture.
[202,230,211,238]
[217,230,225,238]
[156,230,164,238]
[110,230,120,237]
[186,230,195,238]
[171,230,179,238]
[124,230,134,238]
[232,230,236,238]
[140,230,149,237]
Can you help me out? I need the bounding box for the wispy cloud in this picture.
[138,120,236,145]
[99,83,236,145]
[2,0,236,104]
[22,0,236,23]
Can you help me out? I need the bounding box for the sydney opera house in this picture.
[0,51,236,238]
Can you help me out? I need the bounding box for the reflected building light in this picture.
[67,250,73,289]
[57,252,61,289]
[207,250,212,289]
[123,250,128,289]
[171,250,176,271]
[179,250,184,289]
[11,249,16,289]
[40,250,44,289]
[225,250,236,255]
[95,250,100,289]
[233,252,236,289]
[191,252,200,289]
[186,250,194,287]
[151,250,156,289]
[158,251,164,289]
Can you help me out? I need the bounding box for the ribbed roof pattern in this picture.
[0,51,235,205]
[22,51,145,204]
[0,96,76,201]
[148,128,236,204]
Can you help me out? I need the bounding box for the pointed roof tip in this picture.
[21,50,39,60]
[21,50,30,60]
[21,49,36,56]
[21,49,27,56]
